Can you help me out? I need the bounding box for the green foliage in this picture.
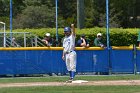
[58,0,77,27]
[0,17,9,28]
[1,0,140,28]
[0,0,10,16]
[13,0,55,29]
[13,28,139,46]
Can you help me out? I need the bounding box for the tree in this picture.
[13,0,55,28]
[1,0,140,28]
[12,0,25,17]
[0,0,9,16]
[84,0,97,28]
[110,0,138,28]
[58,0,77,27]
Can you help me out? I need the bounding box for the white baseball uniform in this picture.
[63,34,77,72]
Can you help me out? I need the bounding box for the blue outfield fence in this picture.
[136,48,140,72]
[0,50,66,75]
[76,49,109,73]
[0,47,139,75]
[110,47,134,73]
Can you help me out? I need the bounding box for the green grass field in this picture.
[1,85,140,93]
[0,75,140,93]
[0,75,140,83]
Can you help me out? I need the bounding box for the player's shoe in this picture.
[66,79,73,83]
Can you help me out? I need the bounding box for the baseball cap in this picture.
[97,33,102,37]
[45,33,50,37]
[64,27,71,32]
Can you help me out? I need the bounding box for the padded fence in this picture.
[0,50,66,75]
[136,48,140,72]
[76,49,109,73]
[0,47,108,75]
[110,47,134,73]
[0,47,140,75]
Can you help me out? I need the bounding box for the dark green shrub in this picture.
[12,28,139,47]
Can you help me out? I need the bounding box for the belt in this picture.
[66,51,73,54]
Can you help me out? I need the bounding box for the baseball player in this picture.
[62,24,77,83]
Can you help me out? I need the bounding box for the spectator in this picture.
[42,33,54,46]
[94,33,105,48]
[11,37,20,47]
[77,34,89,47]
[94,33,108,75]
[137,31,140,47]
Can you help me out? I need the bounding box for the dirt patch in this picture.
[0,80,140,88]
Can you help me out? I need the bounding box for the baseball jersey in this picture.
[63,34,75,53]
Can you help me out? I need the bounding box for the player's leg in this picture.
[65,53,77,83]
[69,51,77,80]
[65,54,73,83]
[65,54,70,71]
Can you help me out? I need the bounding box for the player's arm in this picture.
[71,24,75,37]
[62,51,65,61]
[62,40,66,61]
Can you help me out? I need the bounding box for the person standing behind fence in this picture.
[137,31,140,47]
[42,33,57,76]
[62,24,77,83]
[94,33,107,75]
[94,33,105,48]
[11,37,20,47]
[77,34,89,47]
[42,33,54,47]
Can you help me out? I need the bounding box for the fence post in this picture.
[35,36,38,47]
[24,33,26,47]
[133,44,137,75]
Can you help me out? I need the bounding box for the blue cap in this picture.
[64,27,71,32]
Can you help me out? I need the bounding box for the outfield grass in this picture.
[0,75,140,93]
[0,75,140,83]
[0,86,140,93]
